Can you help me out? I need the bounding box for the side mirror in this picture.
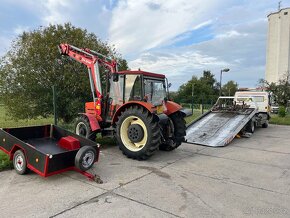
[168,83,172,88]
[112,73,119,82]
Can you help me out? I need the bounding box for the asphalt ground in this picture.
[0,124,290,217]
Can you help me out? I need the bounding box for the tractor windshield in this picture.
[144,79,166,106]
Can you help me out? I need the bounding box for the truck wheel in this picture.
[246,119,255,133]
[75,115,96,141]
[116,106,161,160]
[13,150,28,175]
[75,146,96,171]
[159,112,186,151]
[262,120,269,128]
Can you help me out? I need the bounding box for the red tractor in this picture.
[58,44,188,160]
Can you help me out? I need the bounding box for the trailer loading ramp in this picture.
[185,106,257,147]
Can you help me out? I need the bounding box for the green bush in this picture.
[278,106,286,117]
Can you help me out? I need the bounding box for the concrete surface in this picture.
[0,124,290,217]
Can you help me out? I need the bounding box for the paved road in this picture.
[0,125,290,217]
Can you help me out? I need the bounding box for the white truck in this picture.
[234,91,270,130]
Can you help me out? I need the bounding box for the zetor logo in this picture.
[82,58,92,64]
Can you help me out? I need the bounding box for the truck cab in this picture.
[234,91,270,128]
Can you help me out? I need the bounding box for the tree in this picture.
[222,80,238,96]
[174,71,220,104]
[0,23,128,122]
[259,73,290,107]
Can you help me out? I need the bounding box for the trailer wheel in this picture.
[116,106,161,160]
[13,150,28,175]
[75,115,96,141]
[75,146,96,171]
[246,119,255,133]
[159,112,186,151]
[262,120,269,128]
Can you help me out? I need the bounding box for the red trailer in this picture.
[0,125,100,180]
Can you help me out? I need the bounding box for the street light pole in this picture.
[219,68,230,96]
[219,70,222,96]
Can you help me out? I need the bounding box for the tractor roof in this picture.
[118,70,165,79]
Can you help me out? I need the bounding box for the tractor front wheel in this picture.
[116,106,161,160]
[75,115,97,141]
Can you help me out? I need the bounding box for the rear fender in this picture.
[165,101,183,116]
[78,113,101,132]
[112,101,155,124]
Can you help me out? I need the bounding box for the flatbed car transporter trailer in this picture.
[0,125,100,180]
[185,97,258,147]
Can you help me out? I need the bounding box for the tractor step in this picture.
[101,127,115,137]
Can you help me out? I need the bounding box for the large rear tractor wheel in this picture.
[159,112,186,151]
[75,115,97,141]
[116,106,161,160]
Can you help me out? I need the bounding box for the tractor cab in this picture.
[106,70,168,121]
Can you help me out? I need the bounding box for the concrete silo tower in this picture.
[265,7,290,83]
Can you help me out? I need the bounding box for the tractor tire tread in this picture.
[116,106,161,160]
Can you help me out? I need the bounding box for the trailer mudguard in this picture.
[78,113,101,132]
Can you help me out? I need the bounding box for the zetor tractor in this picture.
[58,44,188,160]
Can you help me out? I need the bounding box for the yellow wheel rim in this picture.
[120,116,148,151]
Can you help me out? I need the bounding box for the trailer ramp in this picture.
[185,104,257,147]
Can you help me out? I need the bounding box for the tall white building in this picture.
[265,8,290,83]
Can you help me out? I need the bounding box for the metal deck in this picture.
[25,138,67,155]
[185,108,256,147]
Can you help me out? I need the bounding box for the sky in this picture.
[0,0,290,91]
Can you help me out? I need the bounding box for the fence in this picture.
[0,89,215,130]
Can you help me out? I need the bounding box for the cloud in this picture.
[42,0,72,24]
[123,0,277,90]
[1,0,289,89]
[108,0,227,55]
[128,18,268,90]
[130,50,230,90]
[215,30,248,39]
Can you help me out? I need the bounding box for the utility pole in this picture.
[278,1,282,11]
[191,83,194,114]
[52,86,57,126]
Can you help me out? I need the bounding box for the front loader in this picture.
[58,44,188,160]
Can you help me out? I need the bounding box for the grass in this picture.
[0,151,13,172]
[0,105,53,128]
[269,114,290,125]
[185,110,203,124]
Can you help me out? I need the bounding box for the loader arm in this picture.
[58,43,118,115]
